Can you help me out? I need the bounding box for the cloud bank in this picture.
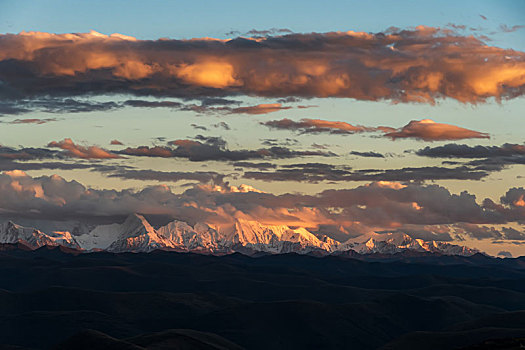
[0,171,524,242]
[1,27,524,104]
[417,143,525,158]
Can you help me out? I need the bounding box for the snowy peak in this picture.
[229,219,337,253]
[119,214,155,238]
[75,213,164,252]
[0,220,79,250]
[106,214,168,253]
[232,219,290,244]
[156,220,222,252]
[339,231,479,256]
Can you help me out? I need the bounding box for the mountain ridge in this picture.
[0,214,480,256]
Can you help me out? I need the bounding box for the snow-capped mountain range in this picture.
[0,214,480,256]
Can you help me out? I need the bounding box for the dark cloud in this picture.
[0,102,30,115]
[276,96,302,104]
[232,161,277,170]
[191,135,227,147]
[351,166,489,181]
[30,98,120,113]
[0,145,130,172]
[260,138,299,147]
[243,163,490,183]
[197,97,240,106]
[1,28,524,105]
[0,96,255,116]
[123,99,292,115]
[419,145,525,176]
[110,140,124,145]
[350,151,385,158]
[119,136,336,162]
[1,98,121,115]
[191,124,208,131]
[212,121,231,130]
[499,187,525,209]
[107,169,226,183]
[498,251,513,258]
[262,118,377,134]
[454,223,504,240]
[502,227,525,240]
[0,146,59,160]
[0,160,94,172]
[123,100,182,109]
[462,156,525,172]
[416,143,525,158]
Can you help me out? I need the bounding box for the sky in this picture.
[0,0,524,256]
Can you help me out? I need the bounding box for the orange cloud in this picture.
[172,61,239,88]
[229,103,291,115]
[384,119,490,141]
[9,118,56,125]
[1,27,524,104]
[514,196,525,207]
[47,138,120,159]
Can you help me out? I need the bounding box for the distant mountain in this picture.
[339,231,478,256]
[223,219,338,254]
[76,214,169,253]
[0,221,79,250]
[0,214,480,256]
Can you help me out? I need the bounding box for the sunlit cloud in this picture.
[384,119,490,141]
[1,27,524,105]
[48,138,120,159]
